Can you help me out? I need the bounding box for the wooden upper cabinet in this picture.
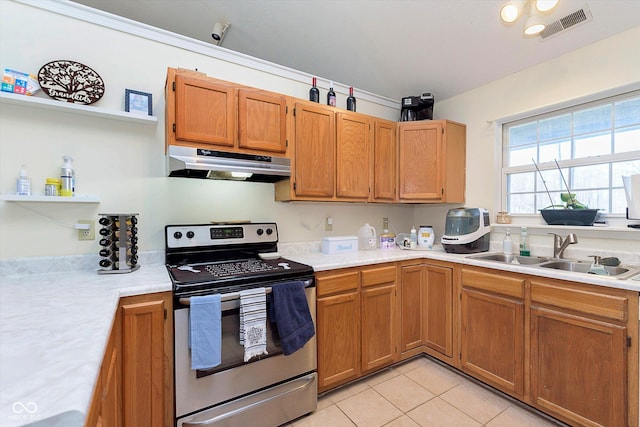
[373,119,396,202]
[336,112,371,200]
[238,89,287,153]
[398,122,442,201]
[174,73,235,147]
[292,102,335,198]
[397,120,466,203]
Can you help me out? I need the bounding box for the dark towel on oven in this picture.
[270,281,315,355]
[189,294,222,370]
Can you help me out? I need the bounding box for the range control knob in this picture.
[173,231,183,239]
[186,231,195,239]
[266,228,273,235]
[257,229,264,236]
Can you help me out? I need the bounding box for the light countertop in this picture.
[0,246,638,426]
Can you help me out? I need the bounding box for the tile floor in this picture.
[288,356,567,427]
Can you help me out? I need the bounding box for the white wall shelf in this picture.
[1,194,100,203]
[0,92,158,125]
[492,223,639,241]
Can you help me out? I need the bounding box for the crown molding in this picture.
[12,0,399,110]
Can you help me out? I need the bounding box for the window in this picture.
[502,90,640,215]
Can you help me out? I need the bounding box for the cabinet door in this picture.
[293,102,335,198]
[423,265,453,357]
[461,287,524,397]
[398,122,443,201]
[121,293,172,427]
[238,89,287,153]
[530,306,627,427]
[361,265,396,372]
[317,292,360,391]
[373,119,396,201]
[101,330,122,427]
[400,265,424,353]
[174,74,235,147]
[336,112,370,200]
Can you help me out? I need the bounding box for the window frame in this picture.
[496,83,640,220]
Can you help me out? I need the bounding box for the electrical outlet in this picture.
[78,219,95,241]
[325,217,333,232]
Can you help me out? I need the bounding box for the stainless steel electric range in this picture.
[166,222,317,427]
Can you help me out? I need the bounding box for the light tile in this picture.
[364,367,401,386]
[440,381,510,424]
[292,404,355,427]
[326,380,370,403]
[316,394,334,410]
[486,405,563,427]
[403,360,463,395]
[337,388,403,427]
[407,397,481,427]
[394,357,429,374]
[374,374,435,412]
[383,415,421,427]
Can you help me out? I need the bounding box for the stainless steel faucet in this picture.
[548,232,578,258]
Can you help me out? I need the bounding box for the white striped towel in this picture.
[239,287,268,362]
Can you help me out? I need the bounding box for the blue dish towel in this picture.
[190,294,222,370]
[270,281,315,356]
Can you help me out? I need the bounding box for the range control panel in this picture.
[166,223,278,249]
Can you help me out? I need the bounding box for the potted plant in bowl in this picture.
[540,193,599,226]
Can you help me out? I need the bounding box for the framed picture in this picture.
[125,89,152,116]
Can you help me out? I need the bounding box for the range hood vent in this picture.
[540,6,592,40]
[167,145,290,183]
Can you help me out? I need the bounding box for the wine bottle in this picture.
[346,86,356,112]
[309,77,319,103]
[327,82,336,107]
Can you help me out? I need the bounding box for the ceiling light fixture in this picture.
[500,0,559,36]
[211,21,231,46]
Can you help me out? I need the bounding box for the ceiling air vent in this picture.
[540,6,593,39]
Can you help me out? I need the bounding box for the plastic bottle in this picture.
[16,165,31,196]
[519,227,530,256]
[409,226,418,249]
[60,155,75,197]
[503,228,513,255]
[379,218,396,249]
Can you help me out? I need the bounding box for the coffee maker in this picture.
[400,93,434,121]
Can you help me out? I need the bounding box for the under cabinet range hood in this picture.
[167,145,290,182]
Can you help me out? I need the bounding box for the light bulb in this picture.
[500,3,520,23]
[535,0,559,13]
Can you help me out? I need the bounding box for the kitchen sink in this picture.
[538,260,631,276]
[468,253,549,265]
[467,252,639,280]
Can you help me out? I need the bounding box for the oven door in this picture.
[174,282,317,420]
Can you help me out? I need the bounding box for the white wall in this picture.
[1,1,638,260]
[0,0,416,258]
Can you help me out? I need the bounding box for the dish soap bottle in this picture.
[409,226,418,249]
[519,227,530,256]
[16,165,31,196]
[503,228,513,255]
[60,155,75,197]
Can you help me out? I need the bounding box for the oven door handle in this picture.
[178,278,313,306]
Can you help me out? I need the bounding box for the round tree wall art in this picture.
[37,60,105,104]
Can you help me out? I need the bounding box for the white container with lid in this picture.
[357,223,377,250]
[418,225,435,249]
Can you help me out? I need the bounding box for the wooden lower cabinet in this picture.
[399,262,454,362]
[86,292,173,427]
[529,279,637,427]
[460,268,525,398]
[316,264,396,392]
[86,309,122,427]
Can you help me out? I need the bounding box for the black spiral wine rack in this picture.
[97,213,140,274]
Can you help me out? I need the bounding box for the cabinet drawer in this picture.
[316,271,360,297]
[462,268,524,299]
[530,281,628,322]
[361,265,396,287]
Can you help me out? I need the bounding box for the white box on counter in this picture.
[322,236,358,255]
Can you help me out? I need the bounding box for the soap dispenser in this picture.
[503,228,513,255]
